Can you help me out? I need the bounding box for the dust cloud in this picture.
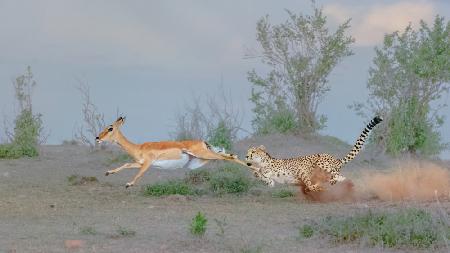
[300,161,450,202]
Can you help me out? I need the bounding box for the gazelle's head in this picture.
[96,116,126,143]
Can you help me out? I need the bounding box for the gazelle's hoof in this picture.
[125,183,133,188]
[105,171,110,176]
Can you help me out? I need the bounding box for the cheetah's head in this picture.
[245,145,270,166]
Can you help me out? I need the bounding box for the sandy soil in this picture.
[0,143,449,253]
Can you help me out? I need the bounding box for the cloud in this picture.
[324,1,435,46]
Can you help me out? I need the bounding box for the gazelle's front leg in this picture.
[105,162,141,176]
[125,160,153,188]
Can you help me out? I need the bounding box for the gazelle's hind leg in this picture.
[182,148,233,161]
[182,148,261,172]
[185,157,209,169]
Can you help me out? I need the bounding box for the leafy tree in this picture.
[247,3,354,135]
[352,16,450,156]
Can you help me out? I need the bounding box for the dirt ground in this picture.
[1,144,450,253]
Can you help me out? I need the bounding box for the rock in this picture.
[64,240,85,250]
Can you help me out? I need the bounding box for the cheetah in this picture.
[245,116,383,192]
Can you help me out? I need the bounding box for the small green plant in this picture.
[272,188,295,198]
[240,245,263,253]
[67,174,98,186]
[299,224,314,238]
[303,209,446,249]
[143,180,195,197]
[116,226,136,237]
[184,168,211,185]
[208,166,251,195]
[190,212,207,236]
[80,226,97,235]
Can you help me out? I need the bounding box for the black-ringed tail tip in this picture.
[339,115,383,165]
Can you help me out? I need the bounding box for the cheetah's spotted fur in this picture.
[245,116,383,192]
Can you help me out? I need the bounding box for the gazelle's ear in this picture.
[258,145,266,150]
[114,116,126,127]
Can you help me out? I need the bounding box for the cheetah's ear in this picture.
[258,145,266,150]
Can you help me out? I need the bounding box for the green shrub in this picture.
[256,109,298,135]
[0,144,23,159]
[190,212,207,236]
[143,180,195,196]
[300,224,314,238]
[303,209,446,249]
[386,98,443,156]
[0,67,43,159]
[12,109,41,157]
[208,120,233,151]
[208,166,251,195]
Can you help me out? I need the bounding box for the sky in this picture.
[0,0,449,157]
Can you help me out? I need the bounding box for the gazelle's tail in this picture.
[340,116,383,165]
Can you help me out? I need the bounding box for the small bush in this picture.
[256,109,298,135]
[12,109,41,157]
[299,224,314,238]
[303,209,446,249]
[208,120,233,150]
[208,166,251,195]
[1,67,44,159]
[272,188,295,198]
[184,169,211,185]
[143,180,195,197]
[0,144,23,159]
[190,212,207,236]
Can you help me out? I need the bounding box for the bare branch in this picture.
[74,79,106,149]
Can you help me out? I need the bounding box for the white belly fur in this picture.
[151,153,208,170]
[270,173,296,184]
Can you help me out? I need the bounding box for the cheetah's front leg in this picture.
[253,170,275,187]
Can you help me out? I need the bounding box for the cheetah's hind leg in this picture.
[329,172,346,185]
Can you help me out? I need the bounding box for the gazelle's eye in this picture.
[108,127,113,132]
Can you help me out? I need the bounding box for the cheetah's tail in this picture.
[339,116,383,165]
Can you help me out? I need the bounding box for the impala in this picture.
[96,117,256,188]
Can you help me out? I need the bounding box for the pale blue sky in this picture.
[0,0,449,157]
